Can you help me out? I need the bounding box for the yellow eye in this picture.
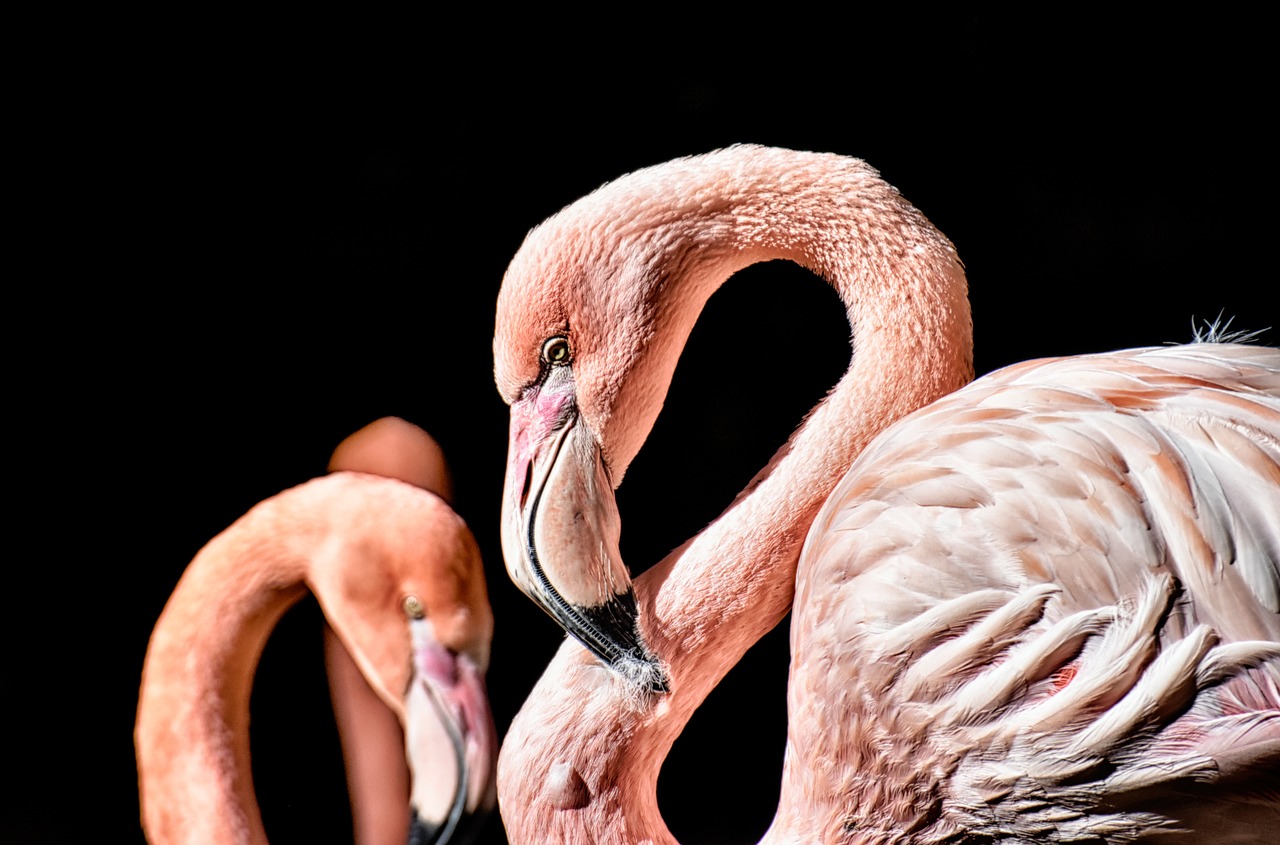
[402,595,425,620]
[542,336,572,366]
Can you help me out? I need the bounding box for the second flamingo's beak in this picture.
[500,379,668,693]
[406,618,498,844]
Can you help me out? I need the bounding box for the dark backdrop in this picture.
[12,13,1275,845]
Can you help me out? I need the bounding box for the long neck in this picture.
[499,152,973,844]
[136,504,310,845]
[645,186,973,704]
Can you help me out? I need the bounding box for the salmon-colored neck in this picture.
[136,511,309,845]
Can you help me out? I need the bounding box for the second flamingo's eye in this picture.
[542,337,571,367]
[402,595,426,620]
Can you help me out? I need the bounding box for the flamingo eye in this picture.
[541,336,572,367]
[402,595,425,620]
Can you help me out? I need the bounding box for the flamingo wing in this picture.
[782,342,1280,841]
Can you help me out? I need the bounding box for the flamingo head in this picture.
[313,484,498,842]
[490,153,747,694]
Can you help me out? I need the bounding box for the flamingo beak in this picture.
[500,385,669,693]
[405,619,498,844]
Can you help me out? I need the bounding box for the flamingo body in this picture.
[782,343,1280,841]
[492,145,1280,843]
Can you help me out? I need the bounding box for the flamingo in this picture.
[135,418,498,844]
[323,416,461,845]
[491,145,1280,842]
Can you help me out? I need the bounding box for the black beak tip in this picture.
[409,807,492,845]
[568,596,670,695]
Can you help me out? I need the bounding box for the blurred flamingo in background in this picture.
[491,145,1279,842]
[324,416,459,845]
[136,417,497,844]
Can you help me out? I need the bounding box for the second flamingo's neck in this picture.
[136,501,311,845]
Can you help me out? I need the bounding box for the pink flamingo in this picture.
[135,418,497,844]
[492,145,1279,842]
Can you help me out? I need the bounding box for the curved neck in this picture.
[642,163,973,700]
[499,151,973,844]
[136,506,309,845]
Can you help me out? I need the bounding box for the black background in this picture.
[11,12,1276,845]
